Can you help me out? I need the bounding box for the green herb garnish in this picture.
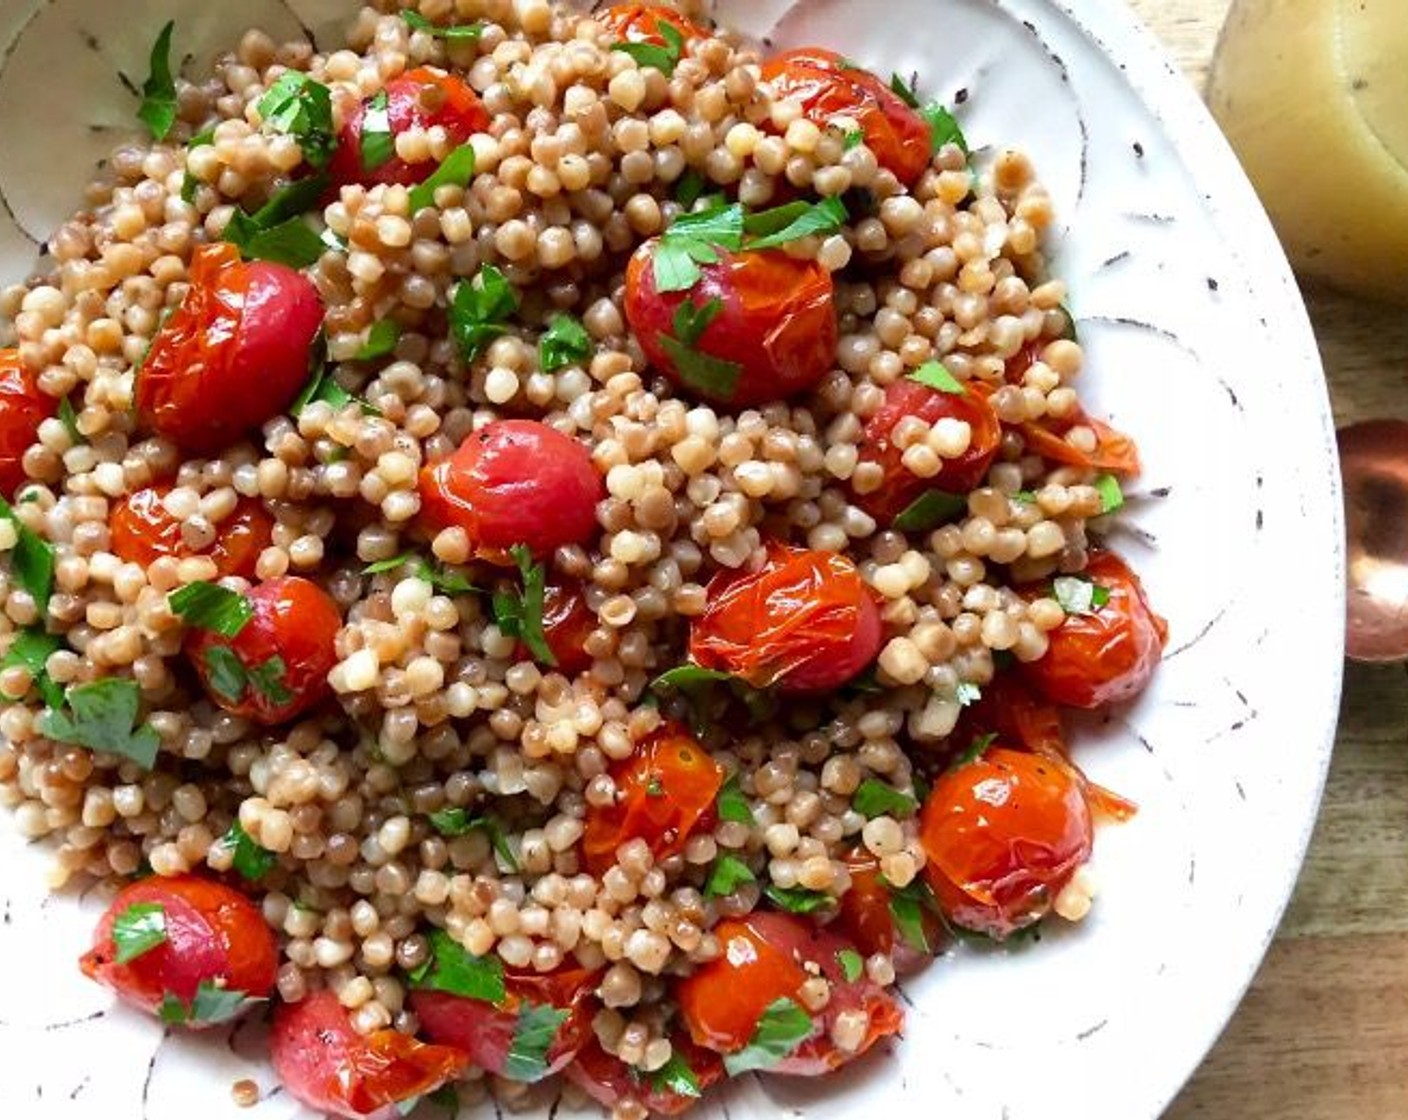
[492,545,555,667]
[920,103,969,156]
[449,265,519,364]
[955,681,982,707]
[407,143,476,213]
[715,773,754,825]
[223,175,329,269]
[891,489,967,532]
[703,853,755,898]
[763,884,832,914]
[851,779,919,820]
[201,646,247,705]
[402,10,486,41]
[407,927,507,1003]
[427,809,518,871]
[136,21,178,140]
[0,496,55,613]
[652,202,745,293]
[538,314,592,373]
[2,627,63,709]
[359,90,394,171]
[220,821,276,881]
[887,879,939,954]
[158,980,260,1026]
[1094,473,1125,514]
[659,297,741,399]
[356,319,401,361]
[742,197,847,251]
[1052,575,1110,615]
[505,1003,570,1082]
[167,581,252,638]
[907,360,964,394]
[58,397,83,444]
[363,553,480,596]
[180,125,216,204]
[837,948,864,982]
[954,732,998,769]
[112,902,166,964]
[256,71,336,169]
[248,656,293,705]
[646,1052,701,1098]
[674,168,707,208]
[37,678,159,769]
[610,20,685,77]
[722,997,813,1075]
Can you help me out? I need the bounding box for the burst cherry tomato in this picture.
[835,846,944,972]
[596,4,707,45]
[624,245,837,408]
[0,349,53,498]
[185,576,341,724]
[1019,550,1167,710]
[411,963,598,1082]
[517,579,594,674]
[675,912,901,1075]
[919,746,1092,939]
[79,874,276,1025]
[851,376,1003,525]
[567,1033,723,1116]
[761,48,933,186]
[688,542,881,691]
[271,990,467,1120]
[582,725,725,874]
[135,242,323,455]
[328,68,489,190]
[109,486,273,580]
[418,419,603,561]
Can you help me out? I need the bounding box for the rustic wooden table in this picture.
[1123,2,1408,1116]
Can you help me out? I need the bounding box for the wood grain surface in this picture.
[1122,1,1408,1116]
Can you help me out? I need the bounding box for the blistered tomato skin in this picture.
[688,542,882,692]
[110,486,274,580]
[582,725,726,874]
[0,350,53,498]
[596,4,707,45]
[186,576,342,725]
[271,990,467,1120]
[761,48,933,186]
[852,377,1003,525]
[624,244,837,408]
[1020,550,1167,710]
[411,964,598,1081]
[79,875,276,1024]
[328,68,489,190]
[675,912,902,1074]
[567,1034,724,1116]
[135,243,324,455]
[418,419,604,561]
[919,747,1093,939]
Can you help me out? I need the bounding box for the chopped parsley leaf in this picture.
[505,1002,570,1082]
[158,980,260,1026]
[1052,575,1110,615]
[449,265,519,364]
[907,360,964,394]
[359,90,394,171]
[742,197,847,251]
[407,927,507,1004]
[491,546,555,667]
[722,997,813,1075]
[1094,473,1125,514]
[674,168,707,208]
[58,397,83,444]
[112,901,166,964]
[652,202,745,293]
[659,297,741,399]
[401,10,486,41]
[887,879,939,954]
[891,489,967,532]
[427,809,519,871]
[202,646,248,705]
[851,778,919,820]
[37,678,159,769]
[223,175,329,268]
[356,319,401,361]
[610,20,685,77]
[763,884,832,914]
[180,125,216,203]
[219,821,276,881]
[167,581,252,638]
[256,71,336,169]
[363,553,480,596]
[647,1052,701,1098]
[539,313,592,372]
[843,128,864,150]
[715,773,754,825]
[0,495,55,613]
[955,732,998,769]
[408,143,477,213]
[703,852,755,898]
[136,21,178,141]
[248,656,292,705]
[2,627,64,709]
[837,948,864,983]
[921,103,969,156]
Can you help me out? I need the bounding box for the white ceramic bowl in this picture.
[0,1,1343,1118]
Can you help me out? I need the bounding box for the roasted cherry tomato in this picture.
[999,342,1140,474]
[135,242,323,455]
[675,911,902,1075]
[411,963,598,1082]
[0,349,53,498]
[517,579,594,674]
[851,376,1003,526]
[835,846,944,972]
[328,67,489,190]
[185,576,341,724]
[951,673,1137,821]
[1019,549,1167,710]
[624,245,837,408]
[418,419,603,561]
[271,990,467,1120]
[919,746,1092,939]
[79,874,276,1025]
[567,1033,724,1117]
[110,486,274,580]
[582,725,725,874]
[596,4,707,45]
[761,48,933,186]
[688,542,881,692]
